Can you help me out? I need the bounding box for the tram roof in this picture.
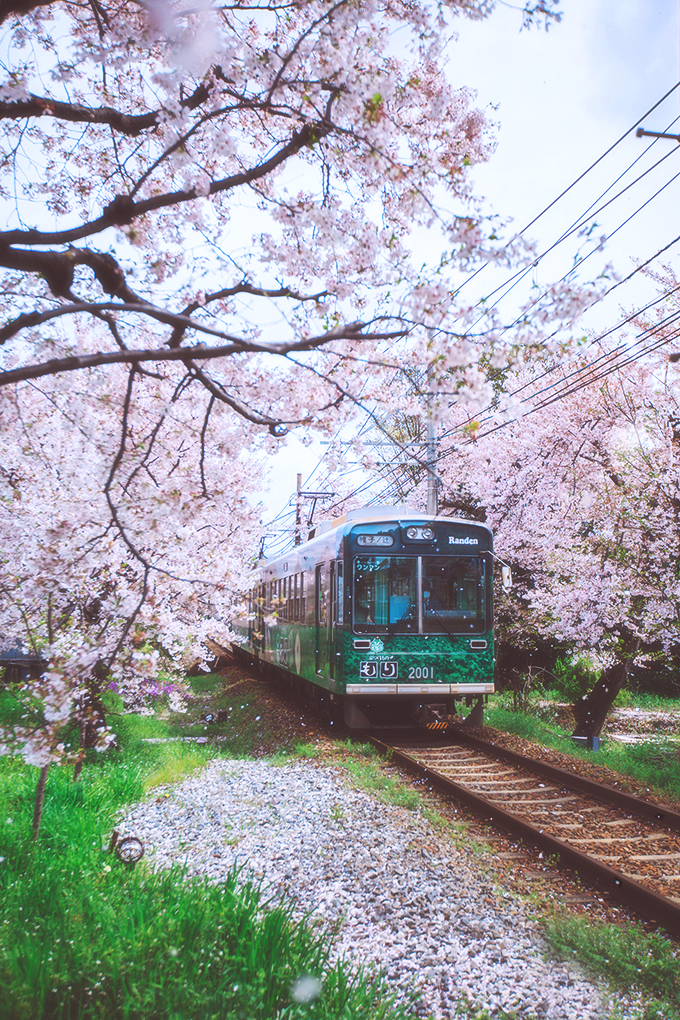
[309,505,490,539]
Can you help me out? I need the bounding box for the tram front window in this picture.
[353,556,416,633]
[352,555,487,634]
[422,556,486,634]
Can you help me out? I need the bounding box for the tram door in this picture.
[329,561,337,680]
[315,562,331,678]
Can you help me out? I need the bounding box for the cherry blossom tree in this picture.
[0,0,557,405]
[0,355,269,826]
[428,291,680,734]
[0,0,568,806]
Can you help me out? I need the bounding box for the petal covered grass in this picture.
[485,701,680,805]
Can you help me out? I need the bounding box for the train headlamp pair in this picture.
[404,526,435,541]
[355,526,435,545]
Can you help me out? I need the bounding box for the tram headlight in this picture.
[404,526,435,541]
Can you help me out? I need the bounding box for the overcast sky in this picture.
[259,0,680,535]
[454,0,678,229]
[451,0,679,298]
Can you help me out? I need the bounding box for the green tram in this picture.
[231,507,495,729]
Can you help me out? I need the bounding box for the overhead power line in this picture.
[267,85,680,526]
[450,83,680,305]
[436,243,680,446]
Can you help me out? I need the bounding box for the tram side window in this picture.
[304,570,314,624]
[336,560,344,625]
[300,572,305,621]
[316,564,328,627]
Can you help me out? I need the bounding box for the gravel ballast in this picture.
[121,758,638,1019]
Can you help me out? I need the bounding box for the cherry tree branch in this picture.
[185,362,287,429]
[0,78,214,133]
[0,122,326,247]
[168,282,329,346]
[0,0,53,23]
[0,324,405,389]
[199,394,216,497]
[0,94,159,134]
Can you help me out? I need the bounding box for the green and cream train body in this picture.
[231,507,495,728]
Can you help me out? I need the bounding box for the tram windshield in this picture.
[353,555,486,634]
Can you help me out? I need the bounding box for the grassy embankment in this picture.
[486,693,680,804]
[487,690,680,1020]
[3,671,680,1020]
[0,673,410,1020]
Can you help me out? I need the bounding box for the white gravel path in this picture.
[120,758,641,1019]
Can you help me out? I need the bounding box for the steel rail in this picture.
[368,736,680,939]
[454,730,680,833]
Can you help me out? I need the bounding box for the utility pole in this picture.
[294,473,302,546]
[426,360,439,516]
[290,482,335,543]
[636,127,680,143]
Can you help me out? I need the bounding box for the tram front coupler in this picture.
[416,696,485,732]
[415,703,451,730]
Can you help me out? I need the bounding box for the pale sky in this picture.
[454,0,678,264]
[258,0,680,539]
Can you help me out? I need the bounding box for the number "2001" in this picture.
[408,666,435,679]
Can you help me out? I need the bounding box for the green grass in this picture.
[0,689,411,1020]
[539,688,680,713]
[543,915,680,1020]
[162,671,290,758]
[614,691,680,712]
[340,756,421,811]
[8,670,679,1020]
[485,702,680,804]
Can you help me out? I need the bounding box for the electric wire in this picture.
[466,127,679,326]
[264,85,680,527]
[436,260,680,446]
[430,96,680,455]
[448,83,680,304]
[333,291,680,508]
[506,81,680,241]
[459,144,680,354]
[435,312,680,457]
[320,86,680,500]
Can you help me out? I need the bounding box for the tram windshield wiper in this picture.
[423,602,458,645]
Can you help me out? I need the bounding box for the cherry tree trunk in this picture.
[572,661,628,739]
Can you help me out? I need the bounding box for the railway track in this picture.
[369,729,680,938]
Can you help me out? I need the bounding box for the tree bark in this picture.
[32,764,49,841]
[572,660,628,739]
